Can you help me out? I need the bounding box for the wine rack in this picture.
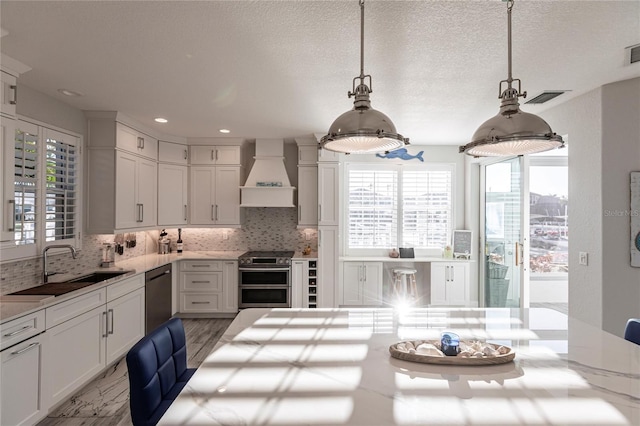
[308,260,317,308]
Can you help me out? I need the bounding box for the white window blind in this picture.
[348,169,398,248]
[45,137,77,242]
[402,169,452,249]
[14,126,38,245]
[347,164,454,252]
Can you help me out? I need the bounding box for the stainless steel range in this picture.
[238,250,294,308]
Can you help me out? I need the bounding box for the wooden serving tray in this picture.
[389,340,515,365]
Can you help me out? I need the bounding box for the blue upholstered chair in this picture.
[624,318,640,346]
[126,318,196,426]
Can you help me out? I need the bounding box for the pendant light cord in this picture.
[359,0,365,81]
[506,0,514,87]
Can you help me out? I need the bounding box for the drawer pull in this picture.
[191,264,211,268]
[4,325,33,337]
[191,301,211,304]
[191,280,211,284]
[11,342,39,355]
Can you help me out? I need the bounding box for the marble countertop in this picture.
[340,256,474,262]
[160,307,640,425]
[0,251,246,323]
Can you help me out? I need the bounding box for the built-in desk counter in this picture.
[339,257,476,307]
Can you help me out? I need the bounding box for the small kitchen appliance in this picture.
[101,243,115,267]
[158,229,170,254]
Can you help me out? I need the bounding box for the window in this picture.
[346,163,454,255]
[4,119,80,260]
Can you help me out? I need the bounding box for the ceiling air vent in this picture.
[627,43,640,65]
[525,91,566,105]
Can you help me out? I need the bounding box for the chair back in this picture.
[624,318,640,345]
[126,317,192,426]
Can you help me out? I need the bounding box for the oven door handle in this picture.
[239,267,291,272]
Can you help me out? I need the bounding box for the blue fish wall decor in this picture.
[376,148,424,162]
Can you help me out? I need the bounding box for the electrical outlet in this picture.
[579,252,588,266]
[222,230,229,240]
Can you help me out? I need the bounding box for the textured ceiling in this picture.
[1,0,638,145]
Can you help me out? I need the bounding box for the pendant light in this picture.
[460,0,564,157]
[320,0,409,154]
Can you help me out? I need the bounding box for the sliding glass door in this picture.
[482,157,527,308]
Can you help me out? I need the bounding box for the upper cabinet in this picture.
[86,113,158,233]
[190,145,241,165]
[318,163,339,226]
[158,141,188,165]
[296,141,318,227]
[115,124,157,161]
[0,71,17,118]
[298,145,318,165]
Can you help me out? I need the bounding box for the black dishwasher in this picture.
[145,264,172,333]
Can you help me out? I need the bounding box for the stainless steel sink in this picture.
[67,271,130,283]
[7,270,132,297]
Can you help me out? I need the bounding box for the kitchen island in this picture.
[160,307,639,425]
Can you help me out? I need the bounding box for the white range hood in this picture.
[240,139,296,207]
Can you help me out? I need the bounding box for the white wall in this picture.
[16,85,86,135]
[539,77,640,336]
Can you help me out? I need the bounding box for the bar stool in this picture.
[392,268,418,301]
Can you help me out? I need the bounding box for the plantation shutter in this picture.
[402,169,452,249]
[348,169,398,248]
[45,132,77,242]
[14,124,38,245]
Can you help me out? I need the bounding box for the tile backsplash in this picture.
[1,208,317,295]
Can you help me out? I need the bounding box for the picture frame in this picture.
[453,230,472,259]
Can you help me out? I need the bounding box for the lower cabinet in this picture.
[1,332,48,426]
[45,274,146,407]
[179,260,238,314]
[340,262,383,306]
[430,262,470,306]
[46,304,106,406]
[105,286,145,365]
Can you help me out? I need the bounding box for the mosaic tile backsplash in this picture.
[1,208,317,295]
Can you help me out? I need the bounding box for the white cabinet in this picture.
[46,304,106,406]
[158,141,188,164]
[298,145,318,165]
[190,166,242,226]
[318,163,339,226]
[340,262,383,306]
[430,262,470,306]
[45,275,145,406]
[0,115,15,242]
[105,286,145,365]
[86,114,159,233]
[1,332,47,426]
[317,227,338,308]
[0,71,17,117]
[190,145,241,165]
[298,166,318,227]
[222,261,238,313]
[158,163,188,226]
[292,261,305,308]
[179,260,237,314]
[115,123,158,161]
[115,151,157,229]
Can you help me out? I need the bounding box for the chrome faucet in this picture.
[43,244,78,283]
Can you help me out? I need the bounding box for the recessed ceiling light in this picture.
[58,89,83,97]
[154,118,168,123]
[219,129,231,134]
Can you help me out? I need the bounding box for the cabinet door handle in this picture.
[103,311,108,337]
[191,301,211,304]
[318,204,322,222]
[11,342,39,356]
[108,309,114,335]
[3,324,32,337]
[184,205,188,221]
[450,266,454,282]
[445,266,450,282]
[184,149,188,160]
[215,149,219,161]
[7,199,15,232]
[298,206,301,221]
[9,84,17,105]
[137,136,144,149]
[211,205,215,221]
[215,205,219,221]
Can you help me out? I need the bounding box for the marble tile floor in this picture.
[37,318,234,426]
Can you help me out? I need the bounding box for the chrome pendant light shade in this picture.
[321,0,408,154]
[460,0,564,157]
